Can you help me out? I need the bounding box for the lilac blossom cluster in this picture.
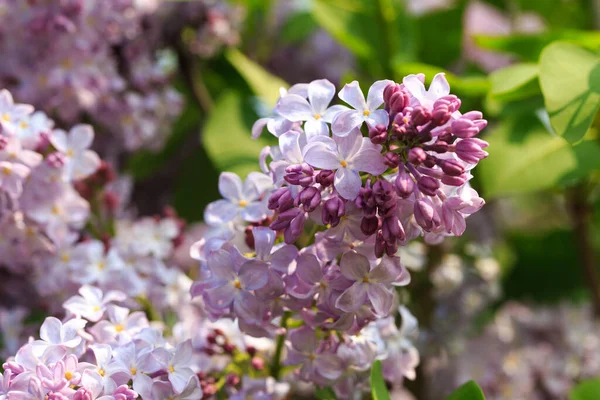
[193,73,488,394]
[0,0,241,152]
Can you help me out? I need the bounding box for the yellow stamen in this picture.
[238,200,247,207]
[61,253,70,263]
[98,369,105,377]
[242,252,256,258]
[314,114,322,120]
[1,113,10,122]
[115,324,124,333]
[97,261,105,270]
[66,149,74,157]
[19,121,28,129]
[93,306,101,312]
[362,277,370,283]
[64,371,73,380]
[308,353,316,361]
[169,365,175,373]
[2,166,11,176]
[363,110,370,117]
[233,279,242,289]
[339,160,348,168]
[130,367,137,375]
[51,205,60,215]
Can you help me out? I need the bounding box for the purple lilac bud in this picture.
[411,106,431,126]
[284,163,314,187]
[322,196,345,227]
[0,136,7,150]
[284,211,307,244]
[373,180,396,216]
[442,173,468,186]
[394,169,414,198]
[369,124,388,145]
[270,207,301,231]
[414,198,441,231]
[432,99,452,126]
[451,112,487,139]
[375,231,386,258]
[417,176,440,196]
[361,216,379,236]
[296,187,321,212]
[355,185,376,217]
[383,152,399,168]
[315,170,335,187]
[454,138,489,163]
[268,188,294,212]
[46,152,66,168]
[439,159,465,176]
[382,215,406,243]
[424,141,449,153]
[383,82,402,104]
[408,148,426,165]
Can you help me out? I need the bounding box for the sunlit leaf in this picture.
[489,63,539,101]
[570,378,600,400]
[371,360,391,400]
[539,42,600,143]
[445,380,486,400]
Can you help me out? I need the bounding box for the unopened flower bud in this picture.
[270,207,301,231]
[451,112,487,138]
[375,231,386,258]
[46,151,66,168]
[369,124,388,144]
[383,82,402,104]
[296,186,321,212]
[414,198,441,231]
[382,215,406,243]
[440,159,465,176]
[454,138,489,163]
[408,148,426,164]
[441,173,468,186]
[251,357,265,370]
[361,216,379,236]
[268,188,294,212]
[394,169,414,198]
[284,210,307,244]
[285,163,314,187]
[322,196,345,227]
[417,176,440,196]
[384,152,399,168]
[412,106,431,126]
[315,169,335,187]
[0,136,7,150]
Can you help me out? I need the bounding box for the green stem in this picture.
[270,311,291,380]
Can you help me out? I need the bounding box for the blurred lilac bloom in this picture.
[331,80,392,137]
[0,161,29,197]
[50,124,100,181]
[165,340,196,394]
[252,84,308,139]
[285,327,342,381]
[303,129,387,199]
[0,89,34,136]
[204,172,271,225]
[276,79,346,139]
[336,252,409,317]
[37,316,87,351]
[441,185,484,236]
[63,285,127,322]
[151,377,202,400]
[402,73,450,108]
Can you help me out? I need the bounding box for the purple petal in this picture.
[308,79,336,114]
[289,326,317,353]
[252,117,270,139]
[239,261,270,290]
[304,119,329,140]
[240,202,269,223]
[206,249,236,280]
[279,131,304,163]
[366,284,394,317]
[335,128,363,160]
[252,226,275,260]
[303,141,340,171]
[335,282,368,313]
[276,94,313,122]
[267,116,294,136]
[338,81,366,111]
[218,172,243,201]
[340,251,370,280]
[316,354,343,380]
[369,256,403,284]
[296,254,323,285]
[348,148,387,176]
[334,168,362,200]
[429,73,450,98]
[204,199,238,225]
[269,244,298,273]
[365,109,389,129]
[206,283,236,308]
[233,291,263,323]
[331,110,364,137]
[322,104,349,123]
[366,80,393,110]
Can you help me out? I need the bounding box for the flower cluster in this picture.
[193,73,488,394]
[0,0,241,152]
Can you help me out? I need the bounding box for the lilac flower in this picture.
[285,327,342,381]
[0,161,29,197]
[204,172,271,225]
[151,377,202,400]
[37,316,87,351]
[0,89,34,136]
[0,136,43,167]
[165,340,196,394]
[336,252,409,317]
[112,342,160,399]
[331,80,392,136]
[63,285,127,322]
[303,129,387,199]
[252,84,308,139]
[276,79,345,139]
[50,125,100,181]
[402,73,450,108]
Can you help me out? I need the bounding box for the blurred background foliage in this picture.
[128,0,600,313]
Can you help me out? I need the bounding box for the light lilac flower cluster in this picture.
[0,0,240,152]
[193,73,487,395]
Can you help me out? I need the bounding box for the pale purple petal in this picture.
[340,251,370,280]
[334,168,362,200]
[402,75,427,101]
[366,284,394,317]
[240,202,268,223]
[69,125,94,150]
[252,117,270,139]
[303,142,340,170]
[366,79,393,110]
[72,151,100,180]
[304,119,329,140]
[172,340,193,367]
[267,116,293,136]
[335,128,363,160]
[206,283,236,308]
[289,326,317,354]
[218,172,243,201]
[233,292,263,323]
[50,129,69,153]
[365,109,389,128]
[279,131,303,163]
[204,199,238,225]
[429,73,450,98]
[316,354,343,380]
[331,110,364,137]
[338,81,366,110]
[348,148,387,175]
[335,282,368,312]
[39,317,62,344]
[252,227,275,260]
[269,245,298,273]
[308,79,336,114]
[322,104,349,123]
[296,254,322,285]
[277,94,313,122]
[239,261,270,290]
[369,256,403,284]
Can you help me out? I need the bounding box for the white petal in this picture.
[204,200,238,225]
[335,128,363,161]
[303,141,340,170]
[50,129,69,153]
[334,168,362,200]
[331,110,364,137]
[338,81,367,110]
[218,172,243,201]
[429,73,450,99]
[276,94,314,122]
[348,148,387,175]
[402,75,427,102]
[308,79,336,114]
[279,131,303,163]
[366,79,393,110]
[69,125,94,150]
[304,119,329,140]
[365,109,389,128]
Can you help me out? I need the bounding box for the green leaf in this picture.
[540,42,600,143]
[489,63,539,101]
[202,90,271,178]
[315,387,337,400]
[571,379,600,400]
[371,360,391,400]
[479,117,600,198]
[225,48,288,107]
[445,380,486,400]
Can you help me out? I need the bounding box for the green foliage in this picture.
[370,360,391,400]
[479,117,600,198]
[571,378,600,400]
[539,42,600,143]
[315,387,337,400]
[488,63,539,102]
[279,11,319,44]
[444,380,486,400]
